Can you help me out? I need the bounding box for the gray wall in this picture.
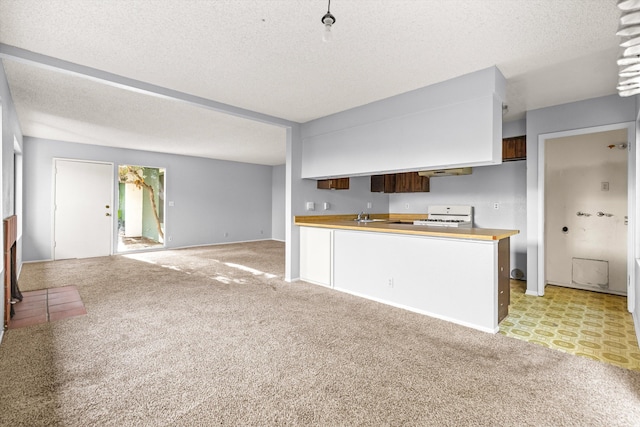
[0,61,24,331]
[272,164,285,241]
[23,137,274,262]
[1,63,23,219]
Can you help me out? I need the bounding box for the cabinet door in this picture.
[371,174,396,193]
[503,136,526,161]
[497,238,510,323]
[300,227,332,287]
[395,172,429,193]
[317,178,350,190]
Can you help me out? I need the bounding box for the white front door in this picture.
[54,159,113,260]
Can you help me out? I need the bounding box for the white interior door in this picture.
[54,159,113,260]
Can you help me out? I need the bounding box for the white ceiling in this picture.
[0,0,622,166]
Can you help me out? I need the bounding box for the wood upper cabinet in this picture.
[395,172,429,193]
[371,172,429,193]
[317,178,349,190]
[503,135,526,161]
[371,174,396,193]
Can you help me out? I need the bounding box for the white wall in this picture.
[22,137,274,262]
[389,161,527,277]
[272,164,285,241]
[301,67,506,179]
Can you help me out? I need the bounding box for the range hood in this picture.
[417,167,472,178]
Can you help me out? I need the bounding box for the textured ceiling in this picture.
[0,0,621,165]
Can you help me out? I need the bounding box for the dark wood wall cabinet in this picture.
[317,178,350,190]
[502,135,526,161]
[395,172,429,193]
[371,172,429,193]
[370,174,396,193]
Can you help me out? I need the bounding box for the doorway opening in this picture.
[536,122,635,313]
[545,129,628,296]
[118,165,165,252]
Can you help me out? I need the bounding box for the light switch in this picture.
[168,201,175,206]
[323,202,330,210]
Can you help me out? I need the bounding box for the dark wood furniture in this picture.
[317,178,350,190]
[4,215,18,330]
[503,135,526,161]
[497,237,510,323]
[370,174,396,193]
[371,172,429,193]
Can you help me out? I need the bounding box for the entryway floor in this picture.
[118,234,163,252]
[8,285,86,329]
[499,280,640,372]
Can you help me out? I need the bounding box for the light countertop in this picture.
[295,214,519,241]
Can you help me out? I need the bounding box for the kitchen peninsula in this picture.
[295,214,519,333]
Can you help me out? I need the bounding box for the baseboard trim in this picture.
[164,238,279,252]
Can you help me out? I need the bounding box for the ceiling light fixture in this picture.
[617,0,640,96]
[619,0,640,11]
[321,0,336,43]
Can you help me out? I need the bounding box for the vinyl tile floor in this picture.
[8,285,86,329]
[499,280,640,372]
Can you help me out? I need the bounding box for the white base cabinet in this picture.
[299,226,508,333]
[300,227,333,287]
[333,230,500,333]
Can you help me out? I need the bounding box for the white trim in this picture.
[536,122,636,306]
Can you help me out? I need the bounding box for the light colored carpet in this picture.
[1,240,639,426]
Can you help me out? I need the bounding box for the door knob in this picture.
[105,213,111,216]
[105,205,110,209]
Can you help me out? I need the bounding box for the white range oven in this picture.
[413,205,473,228]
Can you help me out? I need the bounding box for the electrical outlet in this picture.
[388,278,394,288]
[168,236,173,242]
[224,232,229,237]
[493,203,499,210]
[405,203,410,210]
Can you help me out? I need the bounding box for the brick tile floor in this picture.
[8,286,86,329]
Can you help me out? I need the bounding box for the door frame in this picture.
[536,122,636,312]
[51,158,115,260]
